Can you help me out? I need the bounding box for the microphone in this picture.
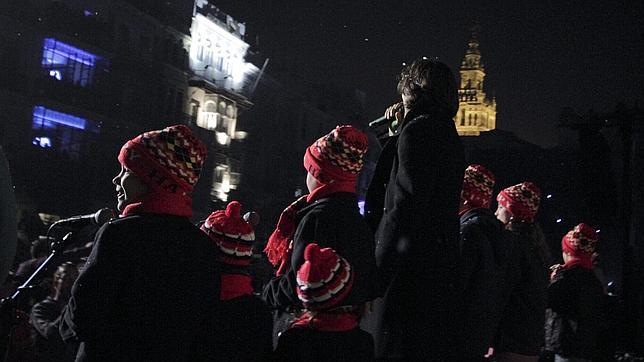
[52,208,116,229]
[368,115,389,129]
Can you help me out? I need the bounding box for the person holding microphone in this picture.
[363,58,465,360]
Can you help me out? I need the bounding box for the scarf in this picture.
[291,309,359,332]
[220,274,254,301]
[264,181,356,276]
[121,188,192,218]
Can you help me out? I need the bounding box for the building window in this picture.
[41,38,102,87]
[31,106,99,159]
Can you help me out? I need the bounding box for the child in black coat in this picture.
[273,243,374,361]
[200,201,273,361]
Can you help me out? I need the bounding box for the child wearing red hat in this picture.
[545,223,605,362]
[59,125,221,361]
[493,182,551,362]
[459,165,517,359]
[200,201,272,360]
[262,125,378,346]
[273,243,374,360]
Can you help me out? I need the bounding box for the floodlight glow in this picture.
[32,137,52,148]
[32,106,87,130]
[42,38,100,67]
[49,70,62,80]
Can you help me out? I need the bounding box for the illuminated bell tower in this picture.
[455,30,497,136]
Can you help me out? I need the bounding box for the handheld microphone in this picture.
[368,115,389,129]
[52,208,116,229]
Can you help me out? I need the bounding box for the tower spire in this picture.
[455,26,496,136]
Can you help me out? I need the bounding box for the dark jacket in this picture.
[545,265,606,359]
[460,208,516,358]
[494,226,549,356]
[274,327,374,361]
[59,214,221,362]
[363,107,465,359]
[216,293,273,361]
[31,296,78,361]
[262,193,378,336]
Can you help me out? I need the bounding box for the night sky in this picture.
[216,0,643,147]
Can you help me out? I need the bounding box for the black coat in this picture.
[30,296,78,361]
[545,265,606,359]
[460,208,516,358]
[274,327,374,361]
[363,107,465,359]
[59,214,221,362]
[216,293,273,361]
[262,193,378,338]
[494,227,549,356]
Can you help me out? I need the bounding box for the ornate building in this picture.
[455,33,497,136]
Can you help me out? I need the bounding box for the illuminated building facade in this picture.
[0,0,194,216]
[186,1,256,204]
[455,33,497,136]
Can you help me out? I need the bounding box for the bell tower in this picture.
[455,28,497,136]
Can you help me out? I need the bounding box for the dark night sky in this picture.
[216,0,643,147]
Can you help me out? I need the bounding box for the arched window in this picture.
[197,100,218,130]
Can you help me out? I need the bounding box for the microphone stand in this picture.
[0,226,74,361]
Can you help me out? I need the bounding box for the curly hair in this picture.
[396,58,459,117]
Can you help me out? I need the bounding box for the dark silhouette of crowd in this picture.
[0,59,623,361]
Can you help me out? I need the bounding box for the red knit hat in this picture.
[462,164,496,209]
[200,201,255,266]
[496,181,541,223]
[303,125,368,184]
[118,125,207,194]
[562,223,598,256]
[296,243,354,311]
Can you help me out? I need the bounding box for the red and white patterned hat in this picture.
[496,181,541,223]
[118,124,207,194]
[462,164,496,209]
[296,243,354,311]
[562,223,599,256]
[303,125,368,184]
[200,201,255,266]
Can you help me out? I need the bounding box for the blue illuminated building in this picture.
[41,38,103,87]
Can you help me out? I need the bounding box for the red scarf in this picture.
[563,256,593,270]
[291,309,359,332]
[121,188,192,218]
[220,274,254,301]
[264,181,356,276]
[458,204,474,217]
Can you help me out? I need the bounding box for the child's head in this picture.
[116,125,207,212]
[495,181,541,225]
[461,164,495,209]
[303,125,368,191]
[200,201,255,267]
[296,243,354,311]
[561,223,598,266]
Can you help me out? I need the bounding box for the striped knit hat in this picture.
[200,201,255,266]
[562,223,598,256]
[296,243,354,311]
[497,181,541,223]
[118,124,206,194]
[303,125,368,184]
[462,164,496,209]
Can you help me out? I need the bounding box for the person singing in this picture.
[59,125,221,361]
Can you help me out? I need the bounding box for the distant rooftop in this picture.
[193,0,246,40]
